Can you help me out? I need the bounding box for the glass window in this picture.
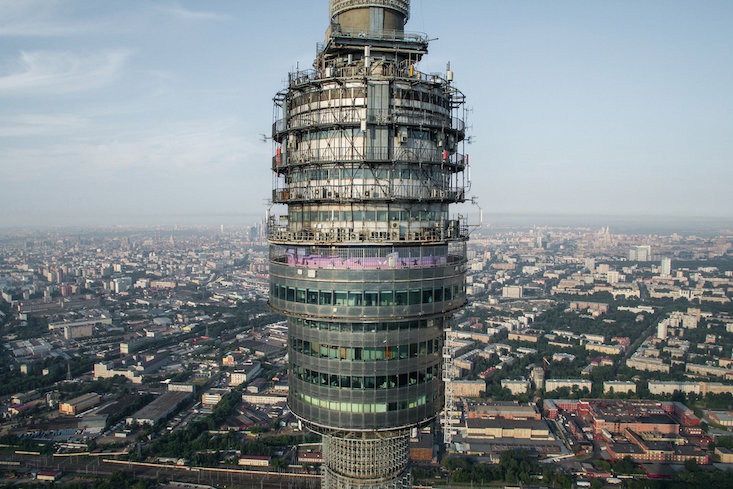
[444,287,452,301]
[377,376,387,389]
[353,376,363,389]
[287,287,295,302]
[410,343,418,358]
[364,291,378,306]
[379,290,394,306]
[395,290,407,305]
[409,289,421,305]
[307,289,318,304]
[365,376,376,389]
[348,291,362,306]
[296,288,306,303]
[319,290,332,305]
[377,210,387,221]
[422,289,433,304]
[334,291,347,306]
[340,376,351,388]
[434,287,443,302]
[399,345,408,360]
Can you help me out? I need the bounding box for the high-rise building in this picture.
[267,1,468,487]
[629,245,651,262]
[660,257,672,277]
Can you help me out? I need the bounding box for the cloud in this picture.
[0,0,107,37]
[0,113,88,137]
[0,117,269,183]
[0,49,130,95]
[156,5,230,22]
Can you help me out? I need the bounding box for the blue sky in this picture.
[1,0,732,227]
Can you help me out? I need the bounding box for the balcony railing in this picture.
[270,243,465,271]
[273,146,465,169]
[286,61,454,90]
[267,219,468,245]
[272,183,465,203]
[272,110,464,138]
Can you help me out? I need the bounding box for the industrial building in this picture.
[59,393,100,416]
[267,0,469,487]
[125,391,191,426]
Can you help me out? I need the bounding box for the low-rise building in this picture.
[59,393,100,415]
[626,356,670,374]
[545,379,592,393]
[452,380,485,398]
[648,381,700,396]
[501,378,530,395]
[201,388,231,408]
[604,381,637,394]
[126,391,191,426]
[238,455,270,467]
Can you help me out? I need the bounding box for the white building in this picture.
[545,379,592,393]
[502,286,523,299]
[657,320,668,340]
[603,381,636,394]
[660,257,672,277]
[501,379,529,395]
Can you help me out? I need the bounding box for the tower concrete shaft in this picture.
[268,1,468,486]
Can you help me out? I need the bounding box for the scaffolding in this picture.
[442,328,458,446]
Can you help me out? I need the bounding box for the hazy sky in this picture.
[1,0,732,227]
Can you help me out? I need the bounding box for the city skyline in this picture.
[2,0,733,228]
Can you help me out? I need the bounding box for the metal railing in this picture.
[274,146,465,168]
[273,110,463,137]
[270,243,465,271]
[267,218,469,245]
[272,183,465,203]
[286,62,453,90]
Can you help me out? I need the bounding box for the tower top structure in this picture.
[330,0,409,29]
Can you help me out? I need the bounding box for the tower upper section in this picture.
[269,0,468,248]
